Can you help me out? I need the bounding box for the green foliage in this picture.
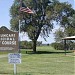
[10,0,75,52]
[59,3,75,27]
[20,41,42,49]
[36,41,42,46]
[65,40,75,50]
[10,0,74,39]
[51,41,75,50]
[71,14,75,27]
[51,42,64,50]
[54,28,64,42]
[54,25,75,43]
[20,41,33,49]
[64,26,75,36]
[63,14,75,36]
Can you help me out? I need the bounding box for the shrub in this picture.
[51,42,64,50]
[20,41,33,49]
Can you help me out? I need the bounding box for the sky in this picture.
[0,0,75,44]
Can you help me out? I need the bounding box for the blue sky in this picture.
[0,0,75,44]
[0,0,14,28]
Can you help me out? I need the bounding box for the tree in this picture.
[59,3,75,28]
[54,28,64,42]
[54,14,75,42]
[70,14,75,27]
[20,41,33,49]
[54,26,75,43]
[64,26,75,36]
[10,0,75,53]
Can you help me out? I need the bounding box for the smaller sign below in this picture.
[8,58,21,64]
[8,53,21,64]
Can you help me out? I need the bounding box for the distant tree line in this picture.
[20,41,42,49]
[51,41,75,50]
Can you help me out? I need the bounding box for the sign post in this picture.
[0,26,21,74]
[8,53,21,75]
[14,64,16,75]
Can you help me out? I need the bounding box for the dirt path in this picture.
[0,55,7,58]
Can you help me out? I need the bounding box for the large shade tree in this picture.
[54,13,75,43]
[10,0,75,53]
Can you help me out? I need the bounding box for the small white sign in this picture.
[8,53,21,64]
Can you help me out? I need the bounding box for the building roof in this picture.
[62,36,75,40]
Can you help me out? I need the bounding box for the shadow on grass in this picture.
[0,73,12,75]
[26,51,72,54]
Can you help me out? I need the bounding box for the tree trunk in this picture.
[33,40,37,53]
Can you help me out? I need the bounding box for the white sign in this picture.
[8,53,21,64]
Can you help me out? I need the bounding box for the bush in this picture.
[51,42,64,50]
[20,41,42,49]
[20,41,33,49]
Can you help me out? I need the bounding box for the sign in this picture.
[8,53,21,64]
[0,26,18,52]
[8,53,21,74]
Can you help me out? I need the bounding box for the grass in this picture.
[0,46,75,75]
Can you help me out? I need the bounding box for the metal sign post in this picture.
[18,20,21,53]
[14,64,17,75]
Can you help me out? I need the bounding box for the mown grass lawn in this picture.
[0,46,74,75]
